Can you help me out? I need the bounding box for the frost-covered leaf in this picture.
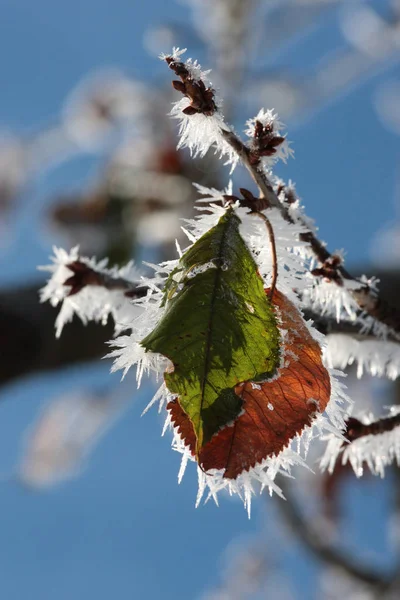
[141,208,281,451]
[169,289,331,479]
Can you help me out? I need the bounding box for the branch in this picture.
[345,415,400,443]
[64,260,147,298]
[0,282,113,386]
[220,129,288,219]
[221,131,400,338]
[274,478,395,588]
[163,51,400,338]
[321,410,400,479]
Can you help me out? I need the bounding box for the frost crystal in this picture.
[18,389,128,488]
[39,247,142,338]
[325,333,400,380]
[245,108,294,167]
[302,278,361,323]
[107,195,350,514]
[171,101,238,167]
[321,408,400,478]
[163,48,238,169]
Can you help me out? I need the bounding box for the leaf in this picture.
[141,209,281,451]
[168,289,331,479]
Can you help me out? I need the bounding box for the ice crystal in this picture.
[245,108,294,167]
[321,408,400,478]
[107,194,350,513]
[302,277,361,323]
[162,48,238,169]
[325,333,400,380]
[18,389,128,488]
[39,247,142,338]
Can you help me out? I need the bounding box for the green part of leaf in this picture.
[141,209,281,449]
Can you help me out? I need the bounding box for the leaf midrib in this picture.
[197,216,230,448]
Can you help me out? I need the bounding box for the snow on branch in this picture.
[18,388,129,488]
[161,48,238,166]
[38,48,400,512]
[244,108,294,167]
[321,409,400,477]
[325,333,400,380]
[39,247,145,337]
[163,48,400,340]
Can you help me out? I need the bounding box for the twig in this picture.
[64,261,146,298]
[221,129,400,337]
[345,414,400,443]
[221,129,287,218]
[274,478,394,588]
[163,53,400,337]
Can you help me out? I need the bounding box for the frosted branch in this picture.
[39,247,144,337]
[321,408,400,477]
[325,333,400,380]
[275,479,395,588]
[163,48,400,339]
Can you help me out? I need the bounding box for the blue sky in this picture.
[0,1,399,599]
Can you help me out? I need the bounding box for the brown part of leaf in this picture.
[168,289,331,480]
[168,399,196,455]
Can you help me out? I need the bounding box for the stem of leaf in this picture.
[252,211,278,300]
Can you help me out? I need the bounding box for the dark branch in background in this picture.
[164,53,400,338]
[345,414,400,443]
[274,478,399,590]
[0,264,145,388]
[64,261,147,298]
[0,269,394,389]
[0,284,113,386]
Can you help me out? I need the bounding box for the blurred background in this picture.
[1,0,400,598]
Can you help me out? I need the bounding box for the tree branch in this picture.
[221,129,400,337]
[345,414,400,443]
[274,478,395,588]
[163,52,400,337]
[64,261,147,298]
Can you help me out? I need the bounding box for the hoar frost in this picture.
[39,246,142,338]
[108,193,350,516]
[40,188,351,515]
[321,407,400,478]
[42,48,400,515]
[162,48,238,168]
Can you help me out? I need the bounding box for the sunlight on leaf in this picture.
[169,289,331,479]
[141,208,281,451]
